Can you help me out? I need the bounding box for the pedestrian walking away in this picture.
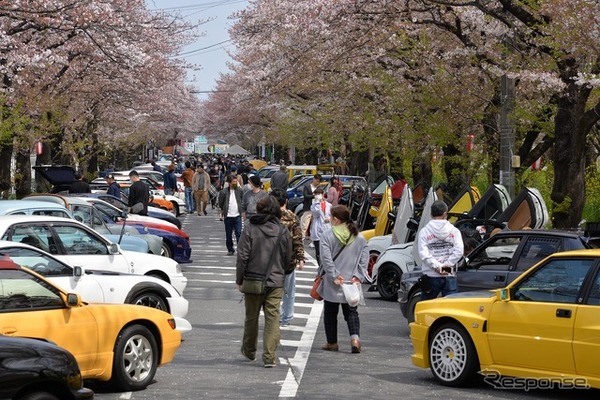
[163,163,178,196]
[301,174,322,241]
[218,174,244,255]
[181,161,196,213]
[317,205,368,354]
[269,164,289,191]
[417,200,464,301]
[236,196,293,368]
[270,188,305,326]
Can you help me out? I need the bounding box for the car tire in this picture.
[110,324,158,391]
[406,290,422,323]
[17,392,59,400]
[128,289,169,313]
[376,262,402,301]
[428,322,479,387]
[367,251,380,280]
[170,201,180,216]
[161,240,173,259]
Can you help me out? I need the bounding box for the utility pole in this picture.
[499,74,516,198]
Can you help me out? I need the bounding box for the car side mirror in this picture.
[73,266,83,277]
[108,243,119,254]
[388,212,396,222]
[498,288,511,301]
[407,218,419,231]
[66,293,81,307]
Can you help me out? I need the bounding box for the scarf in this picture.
[332,223,355,246]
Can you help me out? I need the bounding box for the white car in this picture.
[0,215,187,294]
[0,240,191,332]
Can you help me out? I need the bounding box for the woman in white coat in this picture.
[317,205,368,353]
[309,187,331,266]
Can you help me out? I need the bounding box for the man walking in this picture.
[193,164,211,216]
[106,174,120,198]
[218,174,244,255]
[417,200,464,300]
[242,175,268,220]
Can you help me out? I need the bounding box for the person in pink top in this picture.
[326,176,341,206]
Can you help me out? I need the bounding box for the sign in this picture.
[35,141,43,156]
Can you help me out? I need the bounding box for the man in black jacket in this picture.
[128,170,149,215]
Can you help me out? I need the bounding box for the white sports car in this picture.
[0,240,191,332]
[0,215,187,294]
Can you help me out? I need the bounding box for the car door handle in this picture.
[556,309,572,318]
[494,275,505,282]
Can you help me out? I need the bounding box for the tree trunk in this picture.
[551,69,592,228]
[0,144,12,199]
[14,149,31,199]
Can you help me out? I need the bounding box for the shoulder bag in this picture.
[241,226,286,295]
[309,243,347,301]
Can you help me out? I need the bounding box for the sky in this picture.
[146,0,250,99]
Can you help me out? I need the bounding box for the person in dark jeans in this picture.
[218,174,244,255]
[417,200,464,300]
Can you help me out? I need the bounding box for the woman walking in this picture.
[317,205,368,353]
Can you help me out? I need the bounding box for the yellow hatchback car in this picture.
[0,258,181,392]
[411,248,600,389]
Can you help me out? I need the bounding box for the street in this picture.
[92,207,598,399]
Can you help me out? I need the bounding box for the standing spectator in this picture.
[163,164,178,196]
[417,200,464,301]
[326,176,341,206]
[175,158,185,174]
[310,187,332,266]
[229,165,244,187]
[192,165,211,216]
[318,205,368,353]
[181,161,196,213]
[237,196,292,368]
[301,174,322,241]
[218,174,244,256]
[128,170,149,216]
[70,172,91,194]
[270,188,304,326]
[270,165,289,191]
[242,175,268,220]
[105,174,120,198]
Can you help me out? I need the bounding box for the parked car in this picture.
[410,248,600,388]
[1,241,191,332]
[0,335,94,400]
[399,229,595,323]
[0,199,153,255]
[0,257,182,391]
[0,215,188,293]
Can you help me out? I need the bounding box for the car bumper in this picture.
[174,317,193,333]
[73,386,95,400]
[409,322,429,368]
[170,274,188,293]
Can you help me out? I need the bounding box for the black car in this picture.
[398,229,596,322]
[0,335,94,400]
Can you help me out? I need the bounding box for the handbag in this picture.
[309,244,347,301]
[241,226,286,295]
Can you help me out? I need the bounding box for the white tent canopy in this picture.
[226,144,250,155]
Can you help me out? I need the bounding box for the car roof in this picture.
[0,215,79,225]
[0,200,67,213]
[24,194,90,207]
[489,229,583,239]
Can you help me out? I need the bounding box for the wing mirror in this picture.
[108,243,120,254]
[73,266,83,277]
[497,288,511,301]
[407,218,419,231]
[388,211,397,222]
[66,293,82,307]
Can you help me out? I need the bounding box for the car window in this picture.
[5,224,55,254]
[513,258,594,304]
[586,271,600,305]
[467,236,522,271]
[32,210,70,218]
[514,237,562,271]
[53,225,109,255]
[0,247,71,276]
[0,269,64,310]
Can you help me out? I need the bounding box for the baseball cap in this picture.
[106,174,115,180]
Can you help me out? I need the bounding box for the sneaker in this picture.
[309,242,315,248]
[204,210,208,216]
[241,346,256,362]
[227,251,235,256]
[264,362,276,368]
[321,343,339,351]
[280,321,290,327]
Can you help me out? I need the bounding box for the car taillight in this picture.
[168,318,176,330]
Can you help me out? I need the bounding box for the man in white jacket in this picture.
[417,200,464,301]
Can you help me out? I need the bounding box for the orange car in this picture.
[118,183,176,214]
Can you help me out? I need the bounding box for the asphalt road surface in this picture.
[92,207,598,400]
